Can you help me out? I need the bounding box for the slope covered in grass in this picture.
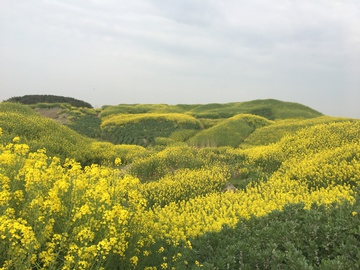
[100,103,184,117]
[30,103,102,139]
[0,102,94,163]
[185,99,323,119]
[4,94,93,108]
[242,116,356,147]
[100,99,322,120]
[98,99,322,147]
[188,114,272,147]
[101,113,203,146]
[0,102,147,165]
[10,98,323,147]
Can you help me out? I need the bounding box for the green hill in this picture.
[0,102,147,165]
[101,113,203,146]
[185,99,322,119]
[188,114,272,147]
[1,98,324,148]
[0,102,91,162]
[98,99,322,147]
[100,99,322,120]
[242,116,356,147]
[4,94,93,108]
[3,95,101,139]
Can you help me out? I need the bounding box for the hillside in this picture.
[242,116,357,147]
[4,94,93,108]
[97,99,323,147]
[0,102,147,166]
[188,114,272,147]
[100,99,322,119]
[0,98,334,148]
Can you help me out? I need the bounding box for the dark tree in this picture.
[4,94,93,108]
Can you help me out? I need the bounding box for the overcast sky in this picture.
[1,1,359,118]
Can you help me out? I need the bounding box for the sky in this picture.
[1,0,359,118]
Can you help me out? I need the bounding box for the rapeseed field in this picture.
[1,120,360,269]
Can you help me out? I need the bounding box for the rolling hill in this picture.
[0,97,341,149]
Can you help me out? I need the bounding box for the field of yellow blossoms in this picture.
[1,120,360,269]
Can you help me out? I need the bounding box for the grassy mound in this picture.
[188,114,272,147]
[0,103,91,163]
[4,94,93,108]
[31,103,102,139]
[101,113,203,146]
[20,99,323,147]
[100,104,184,117]
[242,116,356,147]
[185,99,322,119]
[0,102,144,165]
[100,99,322,120]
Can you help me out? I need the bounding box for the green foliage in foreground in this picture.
[165,200,360,269]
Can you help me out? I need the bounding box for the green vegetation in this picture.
[100,99,322,120]
[3,97,326,148]
[101,113,203,146]
[0,102,90,163]
[0,102,135,166]
[188,114,272,147]
[243,116,356,147]
[184,99,322,119]
[168,200,360,269]
[31,103,102,139]
[64,107,102,139]
[100,103,184,117]
[4,94,93,108]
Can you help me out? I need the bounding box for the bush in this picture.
[178,201,360,269]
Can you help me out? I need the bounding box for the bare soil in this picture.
[35,108,70,124]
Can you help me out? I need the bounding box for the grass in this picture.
[188,114,272,147]
[1,99,327,149]
[242,116,356,147]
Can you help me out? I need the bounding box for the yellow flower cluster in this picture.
[277,142,360,188]
[140,165,230,207]
[101,113,202,128]
[0,214,39,269]
[0,138,144,269]
[142,175,354,242]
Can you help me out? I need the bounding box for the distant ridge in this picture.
[101,99,323,120]
[0,98,327,148]
[4,94,93,108]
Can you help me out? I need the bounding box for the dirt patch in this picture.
[35,108,70,124]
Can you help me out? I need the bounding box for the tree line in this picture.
[4,94,93,108]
